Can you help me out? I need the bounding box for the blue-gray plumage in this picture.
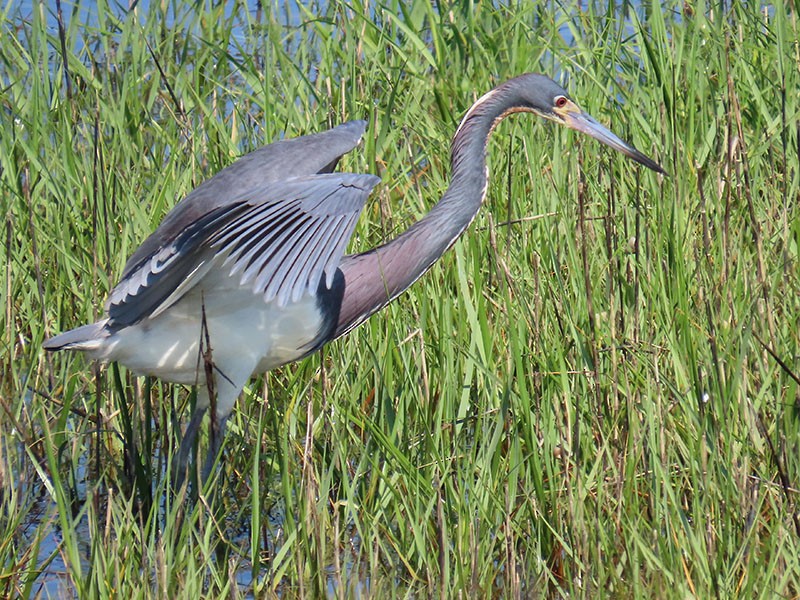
[43,73,664,482]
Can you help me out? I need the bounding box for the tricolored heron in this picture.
[43,73,665,481]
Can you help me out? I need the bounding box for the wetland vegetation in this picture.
[2,0,799,597]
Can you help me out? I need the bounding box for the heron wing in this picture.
[120,121,368,278]
[107,173,380,327]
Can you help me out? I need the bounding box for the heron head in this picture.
[510,74,666,175]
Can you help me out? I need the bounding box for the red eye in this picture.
[555,96,568,108]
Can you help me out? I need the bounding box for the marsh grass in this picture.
[2,0,799,597]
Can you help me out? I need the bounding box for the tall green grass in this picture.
[2,0,798,597]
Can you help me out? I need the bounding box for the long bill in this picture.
[564,111,666,175]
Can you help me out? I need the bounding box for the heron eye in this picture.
[554,96,568,108]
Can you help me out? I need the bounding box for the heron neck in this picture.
[333,93,508,338]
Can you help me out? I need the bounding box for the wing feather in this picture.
[106,173,379,327]
[239,215,310,287]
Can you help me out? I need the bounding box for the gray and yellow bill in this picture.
[564,110,666,175]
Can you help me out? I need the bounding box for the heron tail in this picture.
[42,320,109,352]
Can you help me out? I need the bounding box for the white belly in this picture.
[91,269,325,385]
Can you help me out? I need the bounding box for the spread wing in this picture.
[106,173,380,327]
[120,120,368,278]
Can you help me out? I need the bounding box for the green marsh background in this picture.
[1,0,799,597]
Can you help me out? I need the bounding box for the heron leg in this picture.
[201,413,229,484]
[172,403,208,489]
